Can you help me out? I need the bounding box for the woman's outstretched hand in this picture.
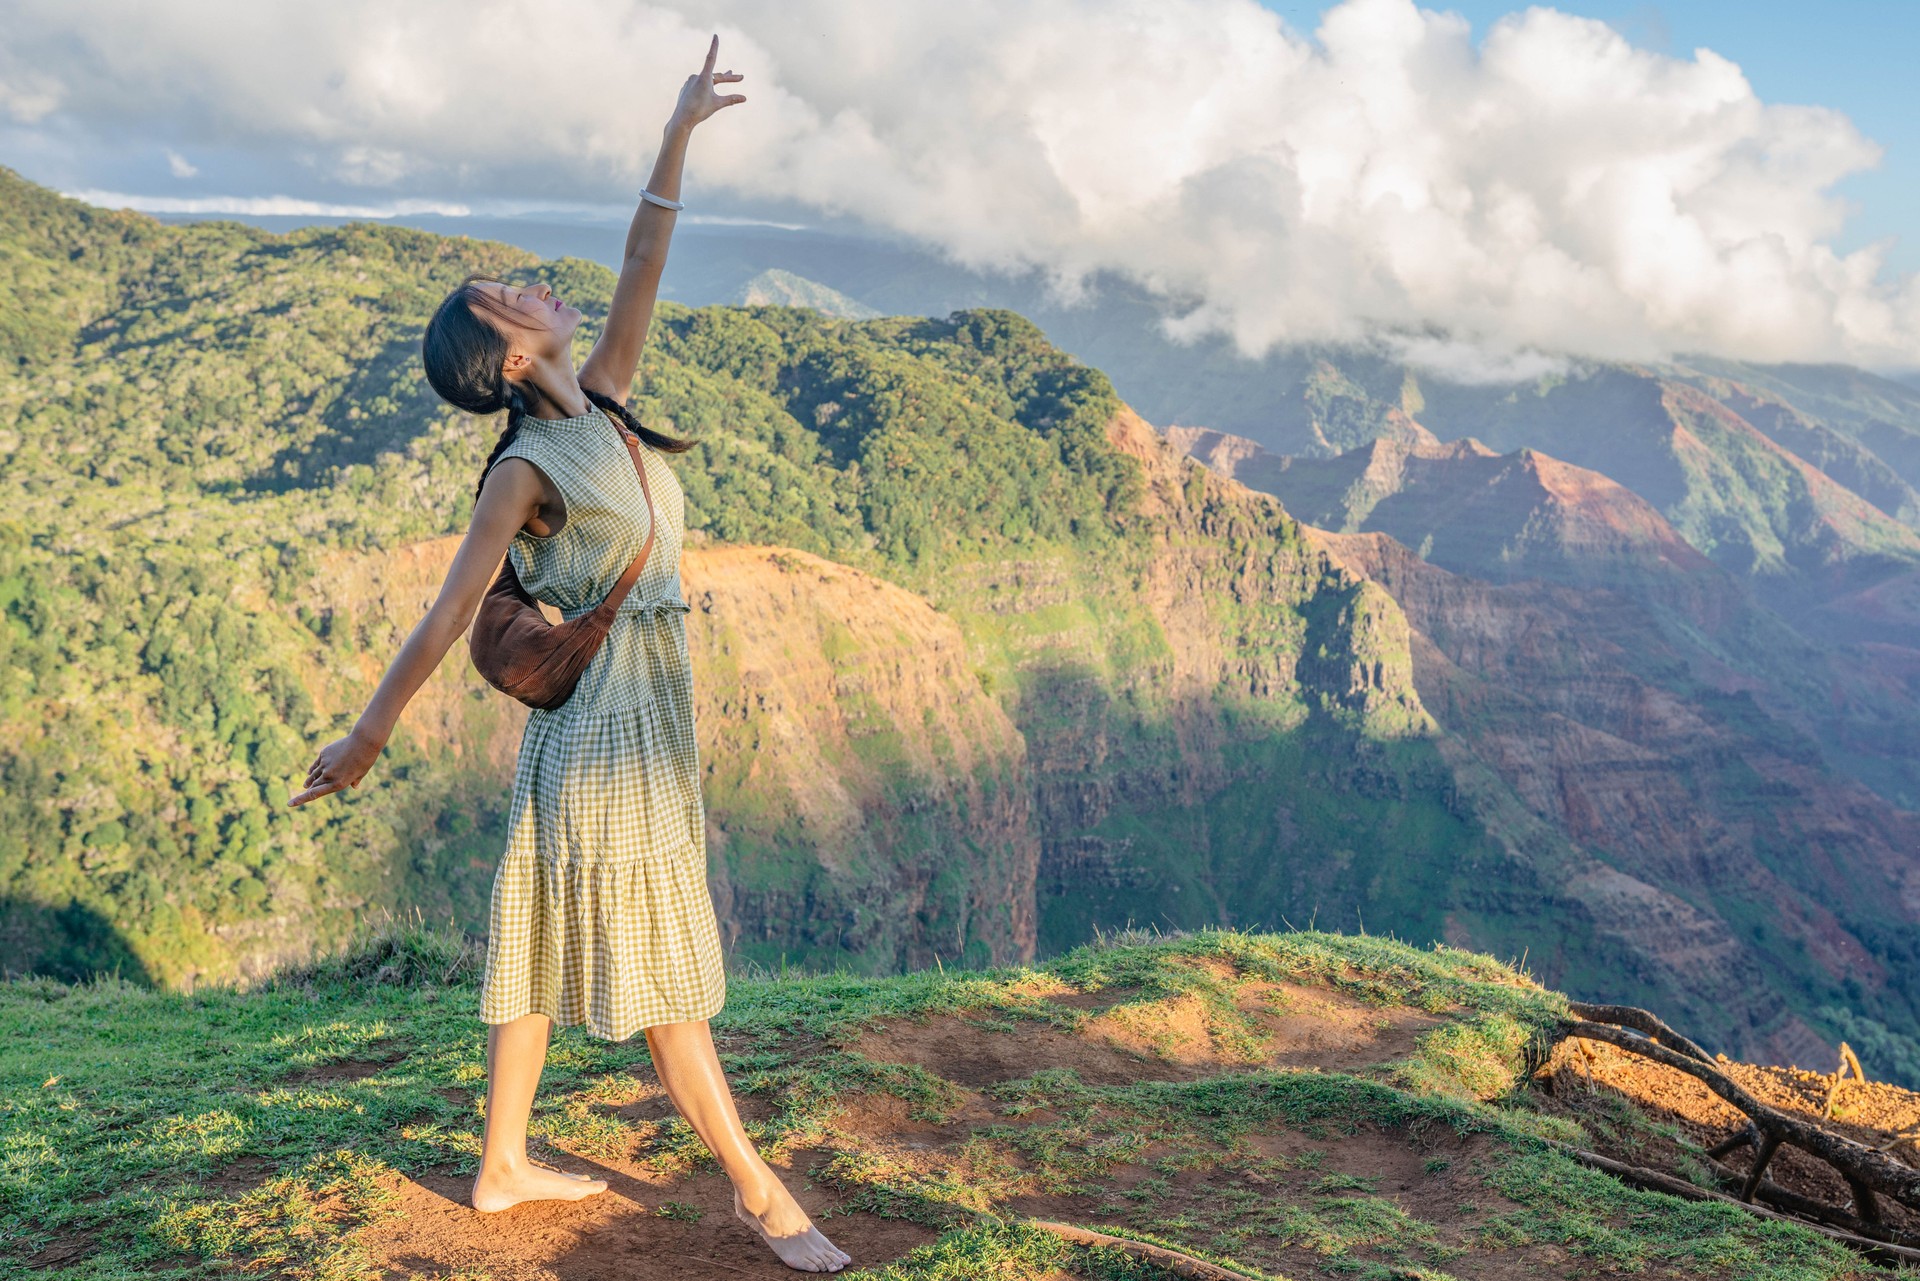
[671,34,746,130]
[289,726,385,807]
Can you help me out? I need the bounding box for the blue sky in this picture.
[1259,0,1919,272]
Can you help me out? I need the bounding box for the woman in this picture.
[289,36,850,1274]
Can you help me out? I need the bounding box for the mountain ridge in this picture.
[1170,420,1730,617]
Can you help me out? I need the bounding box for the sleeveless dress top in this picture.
[475,404,727,1039]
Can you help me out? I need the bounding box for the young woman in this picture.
[289,36,851,1275]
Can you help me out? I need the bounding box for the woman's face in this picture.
[478,279,581,362]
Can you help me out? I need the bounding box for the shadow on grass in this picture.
[0,894,153,985]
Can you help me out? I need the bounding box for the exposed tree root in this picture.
[1692,1149,1920,1247]
[1024,1220,1263,1279]
[1552,1145,1920,1268]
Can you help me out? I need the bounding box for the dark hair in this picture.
[420,272,690,502]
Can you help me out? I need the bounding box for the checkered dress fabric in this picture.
[474,404,726,1040]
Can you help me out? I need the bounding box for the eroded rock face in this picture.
[681,544,1037,974]
[1165,408,1920,1062]
[1312,527,1920,1060]
[1110,406,1431,739]
[912,410,1498,962]
[1170,421,1742,630]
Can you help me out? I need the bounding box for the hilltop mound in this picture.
[7,924,1898,1280]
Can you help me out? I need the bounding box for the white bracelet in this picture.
[639,188,683,211]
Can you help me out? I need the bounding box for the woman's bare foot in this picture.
[470,1159,609,1213]
[734,1180,851,1272]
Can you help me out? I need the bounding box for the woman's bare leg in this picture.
[470,1012,609,1212]
[646,1019,851,1272]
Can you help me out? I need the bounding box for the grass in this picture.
[0,919,1884,1280]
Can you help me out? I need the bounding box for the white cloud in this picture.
[163,147,196,179]
[0,66,59,122]
[1371,333,1581,385]
[328,145,411,186]
[4,0,1916,371]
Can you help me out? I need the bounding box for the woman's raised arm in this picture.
[288,459,546,807]
[577,35,746,402]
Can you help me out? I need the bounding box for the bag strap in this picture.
[592,423,659,616]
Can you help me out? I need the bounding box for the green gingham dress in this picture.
[476,404,727,1040]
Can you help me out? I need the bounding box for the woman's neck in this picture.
[520,355,592,419]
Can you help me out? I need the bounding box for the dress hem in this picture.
[479,990,728,1042]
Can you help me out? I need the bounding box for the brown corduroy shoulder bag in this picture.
[469,415,656,711]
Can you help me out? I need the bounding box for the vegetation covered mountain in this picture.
[4,167,1919,1080]
[3,920,1889,1281]
[1143,352,1920,628]
[734,267,880,319]
[1674,355,1920,500]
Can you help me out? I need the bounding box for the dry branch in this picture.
[1823,1042,1869,1120]
[1567,1001,1712,1061]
